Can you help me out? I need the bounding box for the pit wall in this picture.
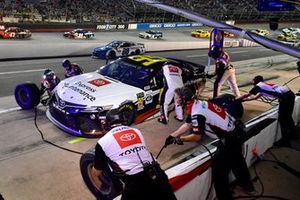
[165,96,300,200]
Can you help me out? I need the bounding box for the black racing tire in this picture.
[107,51,116,60]
[14,82,40,110]
[135,49,141,55]
[118,103,136,125]
[80,151,123,199]
[210,94,244,119]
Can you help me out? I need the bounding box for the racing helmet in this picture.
[175,87,194,106]
[62,59,71,68]
[106,109,123,128]
[208,46,222,59]
[43,69,56,81]
[253,75,264,85]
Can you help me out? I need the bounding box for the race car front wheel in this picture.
[118,103,136,125]
[80,148,123,199]
[14,82,40,110]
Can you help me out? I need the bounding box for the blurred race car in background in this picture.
[224,31,235,37]
[251,29,269,36]
[14,55,207,137]
[282,27,300,35]
[277,32,297,42]
[139,30,163,39]
[92,40,145,60]
[63,28,94,39]
[191,29,210,38]
[0,26,32,39]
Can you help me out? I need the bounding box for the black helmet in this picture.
[175,87,194,106]
[62,59,71,68]
[106,109,123,127]
[253,75,264,85]
[208,46,222,59]
[43,69,55,81]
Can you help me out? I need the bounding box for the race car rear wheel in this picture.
[107,51,116,60]
[210,94,244,119]
[118,103,136,125]
[135,49,141,55]
[14,82,40,110]
[80,150,123,199]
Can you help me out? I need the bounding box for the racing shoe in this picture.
[158,117,168,125]
[174,116,184,122]
[233,185,259,197]
[273,139,291,148]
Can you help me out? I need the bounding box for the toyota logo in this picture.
[120,133,136,142]
[59,99,66,108]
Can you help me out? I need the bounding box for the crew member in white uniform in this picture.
[91,110,176,200]
[158,62,184,124]
[208,46,240,98]
[238,75,296,147]
[165,87,255,200]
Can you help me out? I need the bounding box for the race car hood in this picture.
[54,72,142,108]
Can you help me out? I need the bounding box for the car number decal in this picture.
[145,91,153,104]
[128,55,167,66]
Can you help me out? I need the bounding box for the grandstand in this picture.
[0,0,299,23]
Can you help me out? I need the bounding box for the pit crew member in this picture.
[91,110,177,200]
[237,75,297,147]
[62,59,83,78]
[165,86,255,200]
[158,62,184,124]
[208,46,240,98]
[40,69,60,96]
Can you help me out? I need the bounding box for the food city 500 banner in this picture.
[96,22,203,30]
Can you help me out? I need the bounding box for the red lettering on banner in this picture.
[113,129,142,149]
[168,65,179,73]
[208,102,226,119]
[88,78,110,87]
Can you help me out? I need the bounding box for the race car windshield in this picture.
[106,41,121,48]
[99,61,151,89]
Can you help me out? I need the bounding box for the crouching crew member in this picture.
[62,59,83,78]
[91,110,177,200]
[40,69,60,95]
[165,87,254,200]
[237,75,297,147]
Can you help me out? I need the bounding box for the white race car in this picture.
[139,30,163,39]
[14,55,208,137]
[63,28,95,39]
[92,40,145,60]
[282,27,300,35]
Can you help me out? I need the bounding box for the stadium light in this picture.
[135,0,300,59]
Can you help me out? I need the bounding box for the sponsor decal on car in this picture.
[113,129,142,149]
[88,78,111,87]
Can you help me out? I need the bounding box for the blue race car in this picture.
[92,40,145,60]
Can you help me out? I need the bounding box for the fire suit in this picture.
[94,126,177,200]
[64,63,83,78]
[189,100,254,200]
[159,64,184,122]
[40,77,60,96]
[249,82,296,145]
[212,51,240,98]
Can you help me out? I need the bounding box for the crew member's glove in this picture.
[165,136,184,146]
